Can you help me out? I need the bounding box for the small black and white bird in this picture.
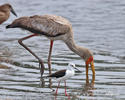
[42,63,80,95]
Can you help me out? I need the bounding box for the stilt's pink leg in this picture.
[64,81,70,99]
[65,81,68,96]
[56,81,60,95]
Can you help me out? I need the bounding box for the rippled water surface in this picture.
[0,0,125,100]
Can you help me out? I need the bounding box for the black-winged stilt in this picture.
[43,63,80,96]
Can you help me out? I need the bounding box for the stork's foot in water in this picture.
[38,60,45,77]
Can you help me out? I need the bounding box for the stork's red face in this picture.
[85,56,95,76]
[86,56,93,65]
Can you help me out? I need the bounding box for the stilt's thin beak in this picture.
[11,7,17,17]
[91,61,95,75]
[74,67,82,72]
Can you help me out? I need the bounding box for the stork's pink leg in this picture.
[56,81,60,95]
[48,40,53,75]
[18,34,45,77]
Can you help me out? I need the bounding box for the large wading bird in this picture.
[6,14,95,76]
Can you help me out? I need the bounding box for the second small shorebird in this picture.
[43,63,80,96]
[0,3,17,24]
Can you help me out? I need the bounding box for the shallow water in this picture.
[0,0,125,100]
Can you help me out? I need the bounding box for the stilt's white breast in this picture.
[56,69,75,82]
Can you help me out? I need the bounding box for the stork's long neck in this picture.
[65,36,93,61]
[65,38,80,55]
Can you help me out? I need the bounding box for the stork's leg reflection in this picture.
[85,74,95,96]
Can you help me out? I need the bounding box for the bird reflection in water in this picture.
[83,75,95,96]
[68,74,95,99]
[79,75,95,97]
[54,75,95,100]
